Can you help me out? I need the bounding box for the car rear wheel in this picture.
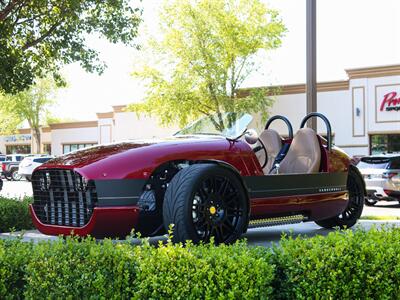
[364,198,377,206]
[163,164,248,244]
[11,170,22,181]
[315,167,364,229]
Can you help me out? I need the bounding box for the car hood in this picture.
[38,135,252,179]
[45,140,159,167]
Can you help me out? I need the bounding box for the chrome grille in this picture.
[32,169,97,227]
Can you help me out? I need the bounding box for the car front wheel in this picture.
[11,170,22,181]
[315,167,365,229]
[163,164,248,244]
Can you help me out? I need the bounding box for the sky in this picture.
[53,0,400,121]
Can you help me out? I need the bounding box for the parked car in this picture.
[357,154,400,206]
[18,156,53,181]
[29,112,365,244]
[1,154,28,181]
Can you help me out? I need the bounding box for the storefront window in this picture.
[63,143,96,154]
[6,145,31,154]
[370,134,400,155]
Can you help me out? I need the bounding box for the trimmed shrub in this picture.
[1,225,400,298]
[273,226,400,299]
[0,196,33,232]
[24,237,139,299]
[0,239,33,299]
[24,238,275,299]
[134,240,274,299]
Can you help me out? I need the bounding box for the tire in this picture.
[364,198,377,206]
[315,167,365,229]
[163,164,248,244]
[25,175,32,182]
[11,170,22,181]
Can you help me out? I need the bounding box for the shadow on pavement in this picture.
[243,224,333,247]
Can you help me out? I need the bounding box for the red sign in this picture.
[380,92,400,112]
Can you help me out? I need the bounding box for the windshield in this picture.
[357,157,390,169]
[175,112,253,139]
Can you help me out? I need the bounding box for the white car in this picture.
[357,154,400,205]
[18,156,53,181]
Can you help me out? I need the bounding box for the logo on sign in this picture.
[4,134,32,142]
[380,92,400,112]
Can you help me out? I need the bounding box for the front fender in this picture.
[349,164,366,195]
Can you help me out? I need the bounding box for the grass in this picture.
[360,215,400,221]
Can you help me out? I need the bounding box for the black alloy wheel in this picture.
[315,167,365,229]
[163,164,248,244]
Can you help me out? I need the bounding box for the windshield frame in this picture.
[174,112,253,140]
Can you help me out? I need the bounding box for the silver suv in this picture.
[357,154,400,206]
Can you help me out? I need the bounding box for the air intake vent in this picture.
[31,169,97,227]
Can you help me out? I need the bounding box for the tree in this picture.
[0,0,142,94]
[44,114,77,125]
[128,0,286,129]
[0,77,57,153]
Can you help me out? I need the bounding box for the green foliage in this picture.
[361,215,400,220]
[134,240,274,299]
[273,227,400,299]
[0,196,33,232]
[0,77,58,152]
[129,0,286,128]
[0,239,33,299]
[24,238,138,299]
[44,113,78,126]
[2,222,400,299]
[23,238,274,299]
[0,0,142,94]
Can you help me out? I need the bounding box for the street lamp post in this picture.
[306,0,317,131]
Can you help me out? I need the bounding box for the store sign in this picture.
[4,134,32,143]
[375,84,400,123]
[380,92,400,112]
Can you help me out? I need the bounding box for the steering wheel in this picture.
[255,115,294,170]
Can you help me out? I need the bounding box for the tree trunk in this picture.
[32,128,41,154]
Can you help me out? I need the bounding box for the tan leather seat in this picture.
[277,128,321,174]
[256,129,282,174]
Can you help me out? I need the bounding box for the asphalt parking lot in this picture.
[1,180,400,246]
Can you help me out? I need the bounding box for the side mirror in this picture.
[244,129,259,144]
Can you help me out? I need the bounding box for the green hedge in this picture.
[0,196,33,232]
[274,227,400,299]
[3,237,274,299]
[1,226,400,298]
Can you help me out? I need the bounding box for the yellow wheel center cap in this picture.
[209,206,217,215]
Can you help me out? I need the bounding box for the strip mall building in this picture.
[1,64,399,157]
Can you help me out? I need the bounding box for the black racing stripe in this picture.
[243,172,348,199]
[94,179,147,206]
